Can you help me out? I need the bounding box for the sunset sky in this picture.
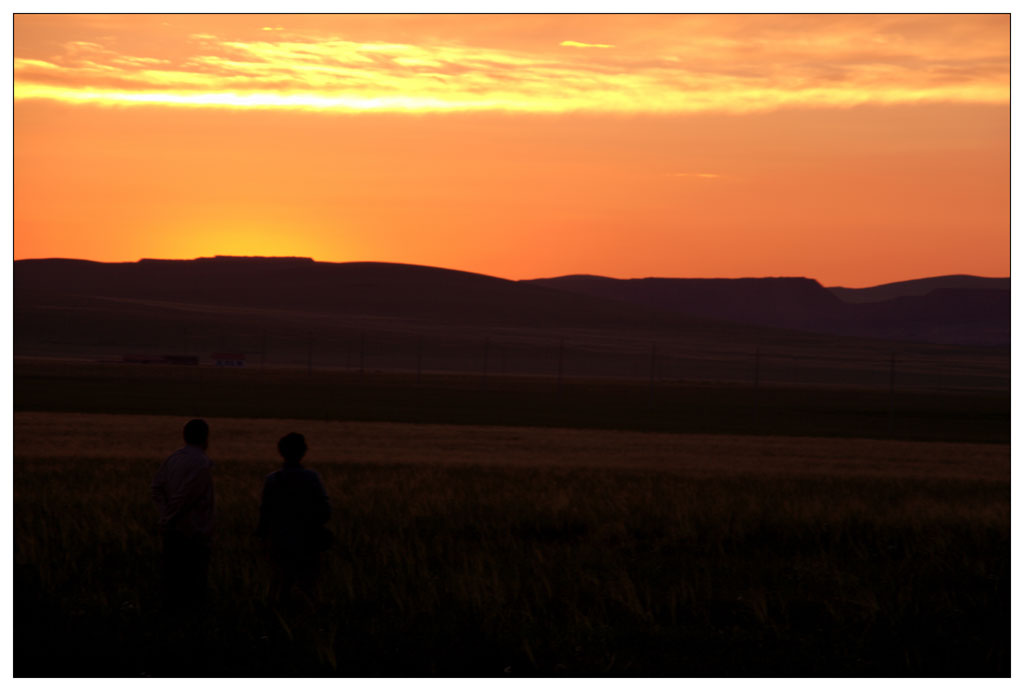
[13,13,1009,287]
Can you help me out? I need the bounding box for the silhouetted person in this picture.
[257,432,331,608]
[152,418,214,610]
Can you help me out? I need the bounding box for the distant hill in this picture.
[526,274,1009,346]
[14,257,779,370]
[843,288,1010,345]
[14,258,1008,389]
[14,256,719,331]
[828,275,1010,303]
[527,275,845,332]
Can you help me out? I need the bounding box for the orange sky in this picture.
[13,14,1009,286]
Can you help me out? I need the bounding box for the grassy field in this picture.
[13,359,1010,444]
[16,281,1010,382]
[14,411,1010,676]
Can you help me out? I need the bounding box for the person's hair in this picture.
[278,432,307,462]
[183,419,209,446]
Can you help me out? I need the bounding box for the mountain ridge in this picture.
[826,274,1009,303]
[15,257,1009,348]
[525,272,1008,346]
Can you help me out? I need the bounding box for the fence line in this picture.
[131,327,1008,394]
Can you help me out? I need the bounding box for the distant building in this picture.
[123,353,162,364]
[212,352,246,367]
[123,354,199,365]
[162,355,199,366]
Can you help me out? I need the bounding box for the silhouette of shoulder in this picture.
[263,467,326,492]
[258,467,330,538]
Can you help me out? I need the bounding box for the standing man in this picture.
[152,418,215,609]
[257,432,331,608]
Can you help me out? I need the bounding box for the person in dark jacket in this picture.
[257,432,331,607]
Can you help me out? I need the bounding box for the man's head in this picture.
[183,419,210,449]
[278,432,307,464]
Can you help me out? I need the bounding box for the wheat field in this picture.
[14,412,1009,676]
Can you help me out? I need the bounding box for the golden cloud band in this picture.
[14,28,1009,114]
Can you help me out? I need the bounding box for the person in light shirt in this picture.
[152,418,215,609]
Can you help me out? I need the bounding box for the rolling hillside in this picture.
[16,257,687,329]
[828,275,1010,303]
[14,257,789,371]
[527,274,1009,346]
[14,257,1008,390]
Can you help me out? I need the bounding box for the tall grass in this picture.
[14,413,1009,676]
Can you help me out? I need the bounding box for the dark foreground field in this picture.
[14,409,1009,677]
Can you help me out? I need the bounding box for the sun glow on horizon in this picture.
[13,14,1009,287]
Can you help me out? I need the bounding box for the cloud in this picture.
[560,40,615,49]
[14,16,1009,114]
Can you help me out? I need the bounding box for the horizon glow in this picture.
[13,14,1010,287]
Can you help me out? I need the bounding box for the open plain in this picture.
[14,364,1010,675]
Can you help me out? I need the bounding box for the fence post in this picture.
[649,342,657,390]
[481,337,490,388]
[888,352,896,433]
[557,339,565,392]
[307,332,313,376]
[416,336,423,386]
[359,332,366,375]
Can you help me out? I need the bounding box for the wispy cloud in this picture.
[14,16,1008,114]
[670,173,723,179]
[561,40,615,49]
